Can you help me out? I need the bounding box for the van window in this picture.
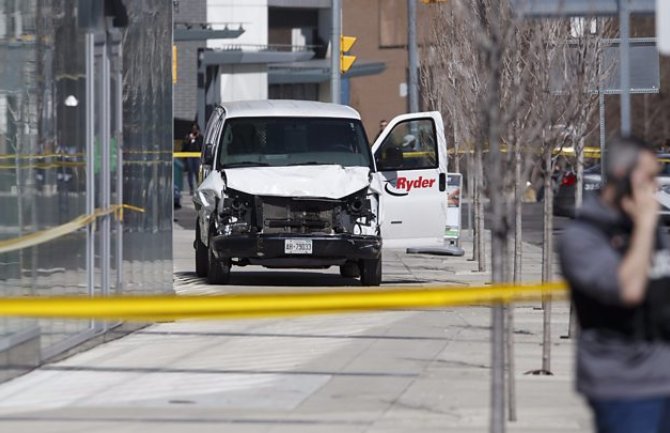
[375,119,438,171]
[217,117,372,169]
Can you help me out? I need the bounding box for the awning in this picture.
[268,0,331,7]
[199,49,315,66]
[174,28,245,42]
[268,59,386,84]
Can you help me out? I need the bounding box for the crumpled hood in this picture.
[223,165,371,199]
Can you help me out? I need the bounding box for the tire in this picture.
[360,256,382,287]
[195,222,208,278]
[340,262,360,278]
[207,232,231,285]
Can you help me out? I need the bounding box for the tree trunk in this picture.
[541,150,553,375]
[474,143,486,272]
[566,137,585,339]
[468,149,475,249]
[507,139,523,422]
[575,138,584,211]
[481,1,505,429]
[454,116,461,174]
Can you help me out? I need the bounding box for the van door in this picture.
[371,112,448,248]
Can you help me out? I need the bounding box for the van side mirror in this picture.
[203,144,215,165]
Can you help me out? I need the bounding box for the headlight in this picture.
[221,189,252,218]
[345,193,372,217]
[342,190,375,223]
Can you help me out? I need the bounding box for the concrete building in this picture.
[173,0,387,137]
[343,0,434,138]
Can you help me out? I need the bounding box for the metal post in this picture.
[99,36,110,302]
[619,0,631,136]
[331,0,341,104]
[407,0,419,113]
[85,32,95,299]
[113,36,124,296]
[197,50,206,132]
[599,91,606,180]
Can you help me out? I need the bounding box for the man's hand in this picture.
[618,165,659,305]
[621,169,659,228]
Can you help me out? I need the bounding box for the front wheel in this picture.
[207,233,231,285]
[360,257,382,287]
[340,262,360,278]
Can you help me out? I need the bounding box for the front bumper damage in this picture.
[210,233,381,267]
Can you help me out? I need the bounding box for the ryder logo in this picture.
[396,176,436,191]
[385,176,436,197]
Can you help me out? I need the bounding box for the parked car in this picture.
[193,100,449,285]
[655,154,670,223]
[553,164,602,217]
[554,154,670,221]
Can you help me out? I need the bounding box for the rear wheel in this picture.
[207,232,231,285]
[195,222,208,278]
[340,262,360,278]
[360,256,382,287]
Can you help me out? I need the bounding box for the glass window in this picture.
[379,0,407,48]
[375,119,438,171]
[217,117,372,169]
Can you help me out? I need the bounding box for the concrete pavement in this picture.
[0,202,590,432]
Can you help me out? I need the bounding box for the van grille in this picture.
[261,197,336,234]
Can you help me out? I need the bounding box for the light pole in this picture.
[331,0,341,104]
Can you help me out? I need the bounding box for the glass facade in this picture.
[0,0,172,377]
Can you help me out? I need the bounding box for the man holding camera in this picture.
[559,137,670,433]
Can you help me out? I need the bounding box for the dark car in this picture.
[656,154,670,223]
[553,164,602,217]
[554,154,670,221]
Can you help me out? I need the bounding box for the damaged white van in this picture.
[193,100,447,286]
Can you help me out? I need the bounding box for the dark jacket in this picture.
[184,133,203,153]
[559,195,670,399]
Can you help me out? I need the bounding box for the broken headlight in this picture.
[218,189,253,234]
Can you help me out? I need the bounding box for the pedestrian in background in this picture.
[559,136,670,433]
[374,119,388,142]
[184,123,203,195]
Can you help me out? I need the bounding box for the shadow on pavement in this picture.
[174,271,426,287]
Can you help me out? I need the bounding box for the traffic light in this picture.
[340,35,357,74]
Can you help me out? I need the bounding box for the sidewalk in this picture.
[0,225,589,433]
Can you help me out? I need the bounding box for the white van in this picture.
[193,100,448,286]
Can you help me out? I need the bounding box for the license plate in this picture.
[284,239,313,255]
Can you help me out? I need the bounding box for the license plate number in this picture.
[284,239,313,255]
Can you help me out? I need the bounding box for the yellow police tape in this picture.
[0,204,144,255]
[174,152,201,158]
[446,147,603,158]
[0,153,85,160]
[0,282,568,321]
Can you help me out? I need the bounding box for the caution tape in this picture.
[174,152,201,158]
[0,153,85,160]
[0,204,144,255]
[446,147,603,158]
[0,282,568,321]
[0,162,86,170]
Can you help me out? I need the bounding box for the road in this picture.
[0,194,588,433]
[459,202,571,247]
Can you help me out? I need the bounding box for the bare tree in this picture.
[419,0,612,427]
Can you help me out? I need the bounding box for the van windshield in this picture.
[217,117,372,169]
